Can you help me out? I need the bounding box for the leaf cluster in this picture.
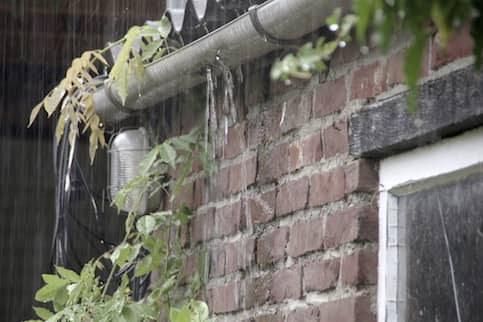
[270,9,358,81]
[29,128,212,322]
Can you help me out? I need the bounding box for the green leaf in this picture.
[134,255,153,277]
[191,301,209,320]
[169,305,192,322]
[136,215,157,235]
[139,145,160,175]
[159,142,177,169]
[34,307,54,320]
[56,266,80,283]
[141,39,163,61]
[404,33,425,113]
[157,16,172,38]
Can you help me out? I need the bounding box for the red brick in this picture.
[209,246,225,278]
[242,190,276,226]
[432,26,473,69]
[309,168,345,207]
[225,238,255,274]
[288,132,323,171]
[341,248,378,286]
[214,201,241,238]
[173,181,194,208]
[313,77,346,118]
[218,121,247,160]
[180,224,190,248]
[256,227,288,264]
[258,143,289,184]
[270,266,302,302]
[287,217,324,257]
[280,94,312,134]
[244,274,271,308]
[254,312,283,322]
[208,281,240,314]
[324,206,378,249]
[228,155,257,194]
[248,107,282,147]
[209,167,230,201]
[276,177,309,217]
[323,120,348,157]
[319,295,375,322]
[286,306,319,322]
[191,208,215,244]
[193,177,205,209]
[181,252,198,281]
[386,46,429,88]
[351,61,387,99]
[345,159,379,193]
[303,258,340,292]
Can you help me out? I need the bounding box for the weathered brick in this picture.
[309,168,345,207]
[242,190,276,226]
[174,181,194,208]
[288,132,323,171]
[270,266,302,302]
[287,217,324,257]
[345,159,379,193]
[193,177,205,209]
[258,143,289,184]
[228,155,257,194]
[244,274,271,308]
[324,206,378,249]
[214,201,241,238]
[191,208,215,244]
[248,107,282,147]
[209,167,230,201]
[218,121,247,160]
[432,26,473,69]
[351,61,387,99]
[276,177,309,217]
[313,77,346,118]
[244,63,267,107]
[181,252,198,281]
[256,227,288,264]
[225,238,255,274]
[254,311,283,322]
[319,295,375,322]
[209,246,225,278]
[286,306,319,322]
[180,224,190,248]
[303,258,340,292]
[208,281,240,314]
[281,94,312,133]
[323,120,348,157]
[341,248,378,286]
[386,46,429,88]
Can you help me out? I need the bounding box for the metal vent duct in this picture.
[108,128,159,214]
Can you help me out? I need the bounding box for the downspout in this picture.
[94,0,352,123]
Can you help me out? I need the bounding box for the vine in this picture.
[28,128,211,322]
[271,1,483,111]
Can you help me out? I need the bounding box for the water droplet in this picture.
[339,41,347,48]
[329,24,339,32]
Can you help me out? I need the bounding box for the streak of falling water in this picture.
[206,67,217,160]
[0,1,163,320]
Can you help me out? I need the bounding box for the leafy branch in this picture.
[271,1,483,111]
[29,128,212,322]
[28,16,173,163]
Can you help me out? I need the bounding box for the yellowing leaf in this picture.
[28,102,43,127]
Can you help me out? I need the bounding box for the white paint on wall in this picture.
[378,126,483,322]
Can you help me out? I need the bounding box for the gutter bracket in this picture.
[248,5,302,49]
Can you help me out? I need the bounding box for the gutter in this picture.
[94,0,352,123]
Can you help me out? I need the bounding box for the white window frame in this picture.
[378,126,483,322]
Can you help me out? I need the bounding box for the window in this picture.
[378,127,483,322]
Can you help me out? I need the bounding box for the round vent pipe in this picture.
[108,128,160,214]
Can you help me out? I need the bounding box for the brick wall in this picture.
[168,26,474,322]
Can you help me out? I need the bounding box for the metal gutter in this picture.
[94,0,352,123]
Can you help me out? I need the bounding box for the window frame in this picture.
[378,127,483,322]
